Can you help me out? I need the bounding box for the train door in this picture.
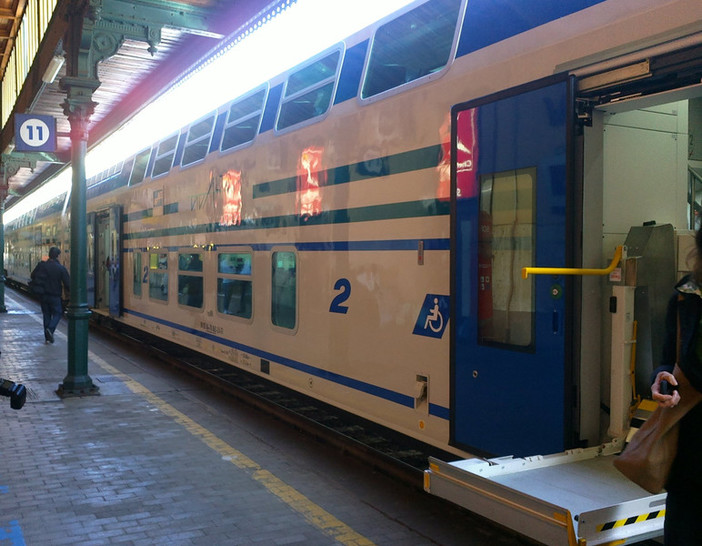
[451,75,575,457]
[92,206,122,316]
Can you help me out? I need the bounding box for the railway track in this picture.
[90,315,460,488]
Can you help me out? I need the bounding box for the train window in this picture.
[276,49,342,132]
[478,168,535,348]
[152,133,178,178]
[221,87,267,152]
[149,252,169,302]
[129,149,151,186]
[361,0,461,100]
[182,113,216,167]
[217,252,252,319]
[133,252,142,297]
[178,253,203,308]
[271,251,296,329]
[178,253,203,272]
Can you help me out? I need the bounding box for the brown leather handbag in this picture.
[614,364,702,494]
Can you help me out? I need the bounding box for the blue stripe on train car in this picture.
[125,307,449,418]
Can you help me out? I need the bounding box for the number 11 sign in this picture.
[14,113,57,152]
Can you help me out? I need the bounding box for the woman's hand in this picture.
[652,371,681,408]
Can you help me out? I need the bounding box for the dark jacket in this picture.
[653,275,702,491]
[31,259,69,298]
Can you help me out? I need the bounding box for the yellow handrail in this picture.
[521,245,623,279]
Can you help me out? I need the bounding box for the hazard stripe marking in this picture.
[597,510,665,532]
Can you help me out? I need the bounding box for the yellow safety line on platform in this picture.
[92,353,376,546]
[16,296,374,546]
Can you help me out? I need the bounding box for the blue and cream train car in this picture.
[6,0,702,542]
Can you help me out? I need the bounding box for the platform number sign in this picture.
[14,113,57,152]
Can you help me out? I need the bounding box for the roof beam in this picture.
[64,0,224,83]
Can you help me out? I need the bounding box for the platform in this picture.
[0,288,532,545]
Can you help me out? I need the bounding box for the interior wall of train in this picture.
[580,90,702,445]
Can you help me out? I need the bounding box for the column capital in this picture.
[60,77,100,141]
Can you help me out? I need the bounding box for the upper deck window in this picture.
[129,149,151,186]
[221,87,267,152]
[152,133,179,178]
[276,48,342,132]
[182,113,216,167]
[361,0,462,100]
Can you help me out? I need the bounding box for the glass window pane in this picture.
[228,90,265,120]
[286,51,340,96]
[178,275,203,308]
[217,278,252,318]
[276,49,340,132]
[152,134,178,177]
[478,168,535,347]
[218,253,251,275]
[277,84,334,130]
[129,149,151,186]
[361,0,460,98]
[221,123,257,151]
[133,252,142,296]
[149,272,168,301]
[182,114,215,166]
[272,251,296,329]
[179,253,203,272]
[150,253,168,270]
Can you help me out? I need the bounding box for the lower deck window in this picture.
[149,253,168,301]
[217,278,251,318]
[272,251,296,329]
[217,252,252,319]
[178,275,203,308]
[178,252,203,308]
[133,252,142,297]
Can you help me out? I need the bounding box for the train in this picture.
[6,0,702,542]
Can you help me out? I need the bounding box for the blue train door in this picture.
[451,76,574,457]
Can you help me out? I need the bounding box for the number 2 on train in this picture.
[329,278,351,314]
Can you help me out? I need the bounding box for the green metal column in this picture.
[57,82,98,397]
[0,196,7,313]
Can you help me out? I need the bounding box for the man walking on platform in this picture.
[31,247,70,344]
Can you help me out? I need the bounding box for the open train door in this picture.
[451,75,575,456]
[92,205,123,317]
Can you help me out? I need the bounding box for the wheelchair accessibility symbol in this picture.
[413,294,449,338]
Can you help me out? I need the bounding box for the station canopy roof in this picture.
[0,0,275,210]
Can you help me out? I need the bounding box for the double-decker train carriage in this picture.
[6,0,702,542]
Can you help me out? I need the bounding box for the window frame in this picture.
[129,148,152,186]
[148,252,170,303]
[132,251,143,298]
[274,45,344,135]
[219,86,268,154]
[216,249,254,322]
[181,111,217,168]
[270,248,298,333]
[151,133,179,179]
[177,251,204,309]
[359,0,464,105]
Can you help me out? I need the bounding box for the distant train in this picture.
[6,0,702,466]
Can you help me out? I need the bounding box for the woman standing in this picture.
[652,229,702,544]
